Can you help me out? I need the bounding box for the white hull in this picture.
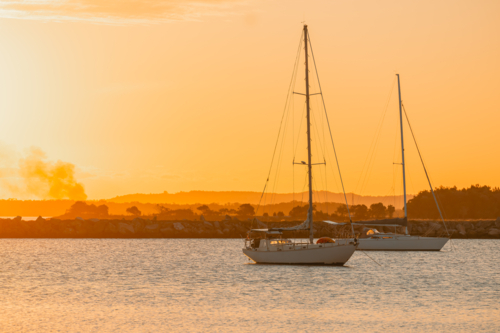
[243,240,357,265]
[357,235,448,251]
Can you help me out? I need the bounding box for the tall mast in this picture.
[304,25,314,244]
[397,74,408,235]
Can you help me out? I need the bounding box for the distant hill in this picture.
[107,190,411,209]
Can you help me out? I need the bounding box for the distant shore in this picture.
[1,217,499,239]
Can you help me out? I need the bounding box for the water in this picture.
[0,239,498,332]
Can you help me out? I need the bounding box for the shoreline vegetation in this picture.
[1,185,499,238]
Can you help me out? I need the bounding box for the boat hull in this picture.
[243,244,356,265]
[357,235,448,251]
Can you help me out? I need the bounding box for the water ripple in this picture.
[0,239,499,332]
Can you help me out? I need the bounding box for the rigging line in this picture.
[313,176,328,213]
[300,172,308,204]
[312,116,329,209]
[311,105,327,160]
[293,101,307,160]
[355,78,397,196]
[422,163,448,220]
[321,119,341,193]
[271,45,303,206]
[309,78,329,209]
[255,31,303,215]
[360,250,382,266]
[270,92,292,199]
[308,31,352,224]
[402,103,450,237]
[276,87,297,193]
[310,110,328,199]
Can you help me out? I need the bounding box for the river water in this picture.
[0,239,498,332]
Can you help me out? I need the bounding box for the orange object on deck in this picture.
[316,237,335,244]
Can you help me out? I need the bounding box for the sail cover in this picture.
[269,219,310,232]
[353,217,407,226]
[321,220,347,226]
[251,219,347,233]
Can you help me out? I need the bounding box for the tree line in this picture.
[407,185,500,219]
[56,185,500,220]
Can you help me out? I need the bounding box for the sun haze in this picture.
[0,0,499,200]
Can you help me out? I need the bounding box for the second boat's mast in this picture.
[397,74,408,234]
[304,25,314,244]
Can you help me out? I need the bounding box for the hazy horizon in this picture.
[1,0,499,201]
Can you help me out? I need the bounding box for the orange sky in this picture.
[0,0,499,200]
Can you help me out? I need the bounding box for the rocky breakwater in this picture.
[0,216,257,238]
[0,216,499,239]
[409,219,500,239]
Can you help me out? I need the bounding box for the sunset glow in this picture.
[1,0,499,200]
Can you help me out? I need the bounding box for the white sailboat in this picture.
[242,25,357,265]
[356,74,449,251]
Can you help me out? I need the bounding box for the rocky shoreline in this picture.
[1,216,499,239]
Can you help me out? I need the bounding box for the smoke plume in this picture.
[0,146,87,200]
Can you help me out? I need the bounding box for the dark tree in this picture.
[156,205,197,220]
[336,205,348,218]
[387,205,395,218]
[218,208,229,215]
[197,205,210,213]
[369,203,387,219]
[289,205,311,219]
[407,185,500,219]
[351,204,369,220]
[126,206,141,216]
[65,201,109,218]
[237,204,255,217]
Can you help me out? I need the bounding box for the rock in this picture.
[200,215,207,222]
[76,217,84,221]
[13,216,22,222]
[131,219,144,233]
[89,218,100,222]
[118,223,134,234]
[70,220,83,230]
[488,229,500,237]
[456,224,466,236]
[90,220,107,234]
[467,222,475,230]
[63,227,75,235]
[495,217,500,228]
[160,227,173,234]
[36,216,45,222]
[475,227,486,236]
[173,223,184,231]
[213,221,220,229]
[144,224,159,233]
[429,222,442,231]
[224,215,232,221]
[203,221,213,228]
[105,222,118,234]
